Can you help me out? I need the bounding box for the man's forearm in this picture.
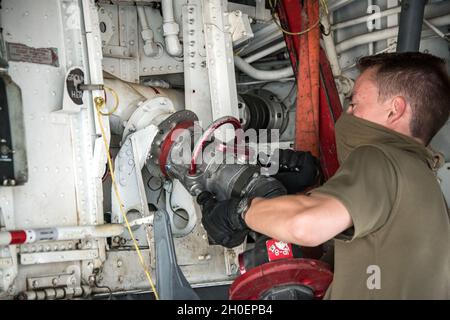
[244,193,353,247]
[244,195,319,246]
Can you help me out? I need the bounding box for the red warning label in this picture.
[266,239,293,261]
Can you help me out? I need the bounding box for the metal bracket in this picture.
[78,84,104,91]
[153,209,199,300]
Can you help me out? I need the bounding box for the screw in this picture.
[117,259,123,268]
[52,278,58,286]
[32,280,39,288]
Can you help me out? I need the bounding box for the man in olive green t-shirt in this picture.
[244,52,450,299]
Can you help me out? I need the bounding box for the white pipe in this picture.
[423,19,447,40]
[334,7,401,30]
[237,78,295,85]
[336,14,450,53]
[137,6,159,57]
[0,224,124,246]
[243,41,287,63]
[341,34,442,72]
[161,0,182,57]
[328,0,357,12]
[333,1,450,31]
[367,0,374,55]
[234,56,294,80]
[321,13,341,76]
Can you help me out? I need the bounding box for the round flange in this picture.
[122,96,175,142]
[146,110,198,177]
[229,258,333,300]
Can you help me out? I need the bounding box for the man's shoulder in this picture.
[345,144,395,167]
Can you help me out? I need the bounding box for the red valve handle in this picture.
[189,116,242,175]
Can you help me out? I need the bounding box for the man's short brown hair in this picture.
[357,52,450,144]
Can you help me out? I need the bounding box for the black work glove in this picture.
[197,177,287,248]
[262,149,321,194]
[197,191,248,248]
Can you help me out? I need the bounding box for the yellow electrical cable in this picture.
[268,0,329,36]
[93,95,160,300]
[97,86,119,116]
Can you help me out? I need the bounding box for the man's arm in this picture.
[244,193,352,247]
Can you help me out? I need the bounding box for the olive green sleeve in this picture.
[313,146,398,241]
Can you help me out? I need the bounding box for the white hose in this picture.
[423,19,447,40]
[336,14,450,53]
[161,0,182,57]
[328,0,357,12]
[137,6,159,57]
[243,41,286,63]
[234,56,294,80]
[332,1,450,30]
[321,13,341,76]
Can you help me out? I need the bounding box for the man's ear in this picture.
[387,96,408,124]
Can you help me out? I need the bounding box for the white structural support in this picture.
[182,1,213,125]
[111,124,161,225]
[203,0,239,123]
[75,0,109,283]
[0,189,18,296]
[0,0,108,297]
[80,0,107,228]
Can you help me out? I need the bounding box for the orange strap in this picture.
[294,0,320,157]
